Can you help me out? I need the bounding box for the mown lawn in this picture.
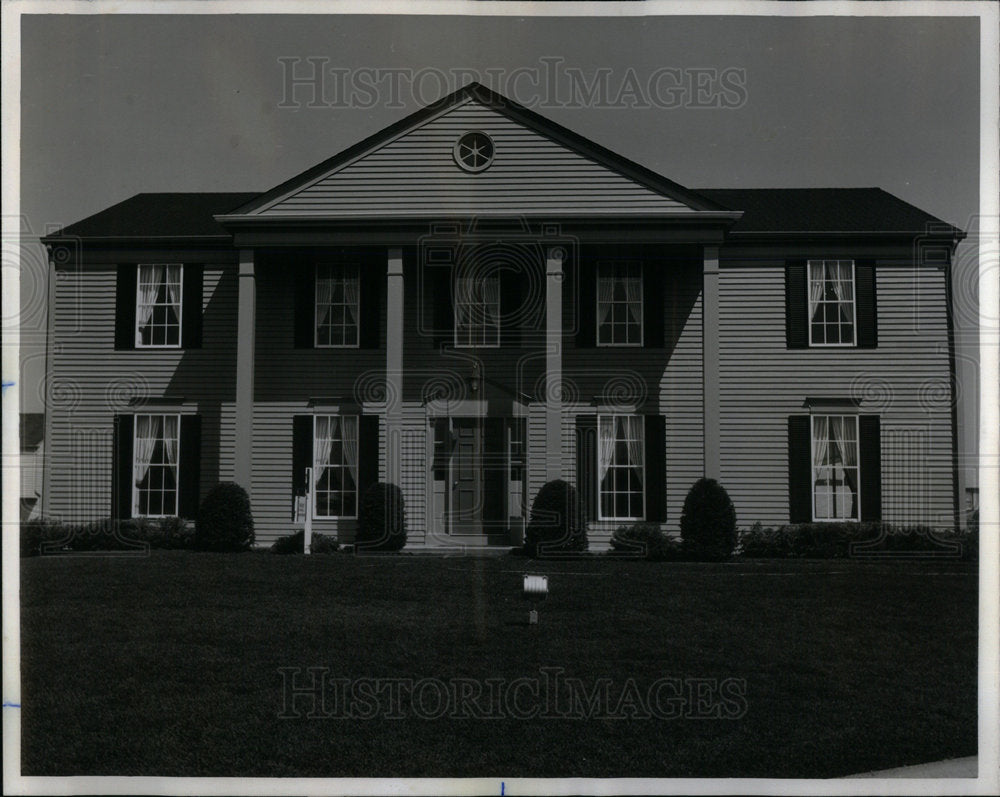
[20,552,976,778]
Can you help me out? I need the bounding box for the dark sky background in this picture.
[18,12,981,472]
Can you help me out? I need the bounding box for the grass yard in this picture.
[20,552,977,778]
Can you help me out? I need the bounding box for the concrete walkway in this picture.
[847,756,978,778]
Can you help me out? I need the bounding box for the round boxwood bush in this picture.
[680,478,737,561]
[524,479,588,558]
[356,482,406,552]
[195,482,255,552]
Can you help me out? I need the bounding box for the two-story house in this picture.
[39,82,965,548]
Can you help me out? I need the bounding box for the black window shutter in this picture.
[855,260,878,349]
[178,415,202,519]
[115,264,137,350]
[576,259,596,348]
[859,415,882,521]
[643,264,664,348]
[360,256,382,349]
[483,417,506,521]
[788,415,812,523]
[293,266,315,349]
[431,266,454,349]
[112,414,134,519]
[501,271,522,347]
[785,261,808,349]
[644,414,667,521]
[181,264,203,349]
[575,415,598,522]
[292,415,312,501]
[358,415,380,497]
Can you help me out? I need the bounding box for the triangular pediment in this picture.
[226,84,725,220]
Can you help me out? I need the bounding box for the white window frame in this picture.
[132,413,181,518]
[314,263,361,348]
[597,413,646,522]
[809,413,861,522]
[135,264,183,349]
[453,275,501,349]
[807,259,857,348]
[596,261,644,347]
[312,414,360,520]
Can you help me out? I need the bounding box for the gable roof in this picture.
[221,82,730,219]
[41,187,964,243]
[44,193,260,241]
[697,188,964,237]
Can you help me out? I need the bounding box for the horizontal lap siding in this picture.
[718,264,954,528]
[47,265,237,522]
[263,101,688,216]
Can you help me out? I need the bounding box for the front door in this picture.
[450,418,483,535]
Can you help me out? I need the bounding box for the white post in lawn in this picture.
[545,246,564,482]
[303,466,313,555]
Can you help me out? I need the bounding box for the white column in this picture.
[703,245,721,479]
[385,247,404,486]
[545,246,565,482]
[234,249,256,490]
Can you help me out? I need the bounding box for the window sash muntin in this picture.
[135,264,183,349]
[597,261,643,347]
[809,413,861,521]
[454,276,501,348]
[312,414,359,519]
[597,413,646,521]
[315,263,361,348]
[132,413,180,518]
[807,260,857,347]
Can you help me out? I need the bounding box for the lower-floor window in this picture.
[598,414,645,520]
[133,414,180,517]
[811,414,859,520]
[314,415,359,518]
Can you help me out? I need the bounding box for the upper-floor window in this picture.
[313,414,359,519]
[808,260,855,346]
[597,261,643,346]
[136,264,182,347]
[598,414,645,521]
[454,275,500,348]
[811,414,859,521]
[315,263,360,347]
[133,413,180,517]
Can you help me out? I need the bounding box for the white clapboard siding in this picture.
[260,101,690,217]
[717,264,954,528]
[47,264,237,522]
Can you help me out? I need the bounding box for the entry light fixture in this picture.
[469,361,481,394]
[522,574,548,625]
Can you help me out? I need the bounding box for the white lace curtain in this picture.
[343,271,359,328]
[624,416,644,486]
[313,416,359,489]
[136,265,164,342]
[623,273,642,325]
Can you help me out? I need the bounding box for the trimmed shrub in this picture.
[356,483,406,552]
[21,517,200,555]
[680,478,737,561]
[737,521,977,560]
[270,530,340,554]
[195,482,255,552]
[141,516,196,550]
[609,523,683,561]
[524,479,588,558]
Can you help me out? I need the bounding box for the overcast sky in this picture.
[17,12,981,470]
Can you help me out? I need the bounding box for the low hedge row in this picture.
[270,530,340,555]
[21,517,194,556]
[737,521,977,560]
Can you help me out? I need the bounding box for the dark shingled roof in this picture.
[695,187,963,236]
[43,187,963,241]
[47,193,261,240]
